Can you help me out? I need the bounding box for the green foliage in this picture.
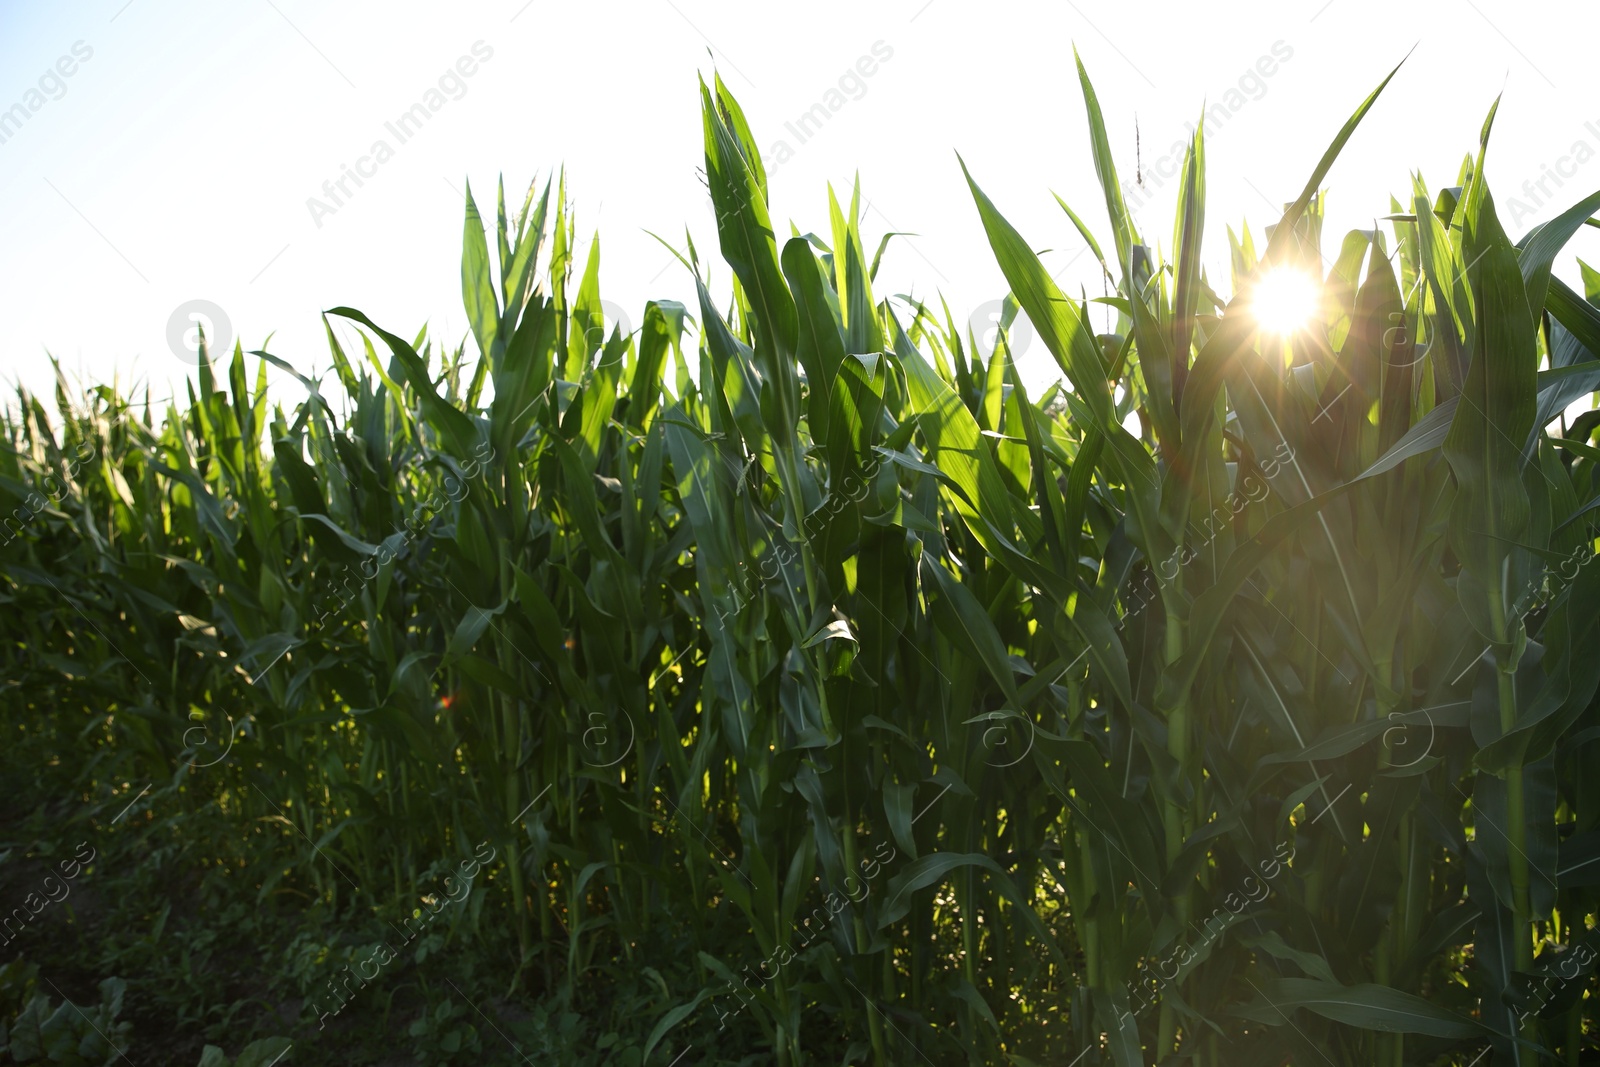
[0,976,131,1066]
[1,59,1598,1067]
[407,999,478,1065]
[196,1037,293,1067]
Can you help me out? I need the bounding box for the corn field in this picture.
[3,57,1599,1066]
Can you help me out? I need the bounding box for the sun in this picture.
[1249,268,1321,335]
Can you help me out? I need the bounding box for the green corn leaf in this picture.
[959,156,1115,433]
[1235,978,1487,1038]
[462,179,501,364]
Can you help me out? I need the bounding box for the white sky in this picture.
[1,0,1595,414]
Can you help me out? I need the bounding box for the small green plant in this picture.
[0,977,131,1066]
[0,957,39,1022]
[195,1037,293,1067]
[407,998,479,1065]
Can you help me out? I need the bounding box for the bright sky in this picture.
[2,0,1594,414]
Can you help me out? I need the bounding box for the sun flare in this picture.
[1250,268,1321,335]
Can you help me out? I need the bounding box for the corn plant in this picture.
[1,53,1598,1067]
